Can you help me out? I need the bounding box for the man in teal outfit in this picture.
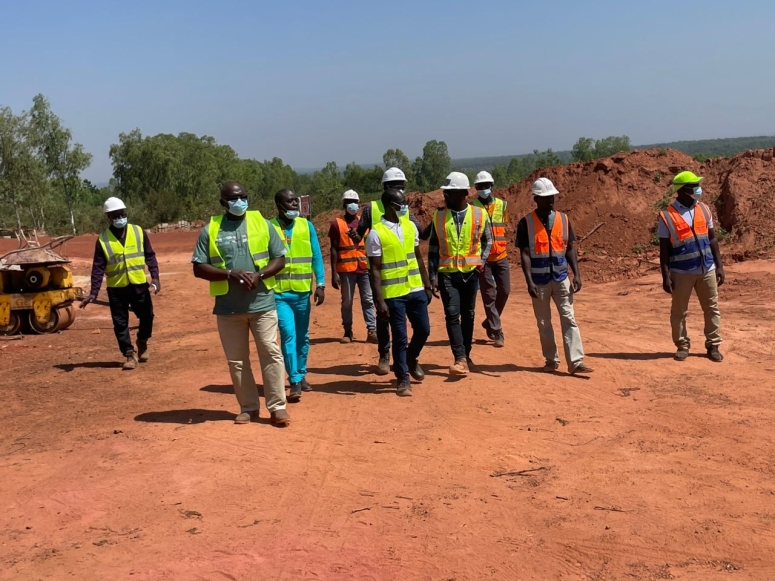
[271,189,325,403]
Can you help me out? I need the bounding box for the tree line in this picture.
[1,94,640,235]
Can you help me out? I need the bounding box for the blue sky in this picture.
[2,0,773,181]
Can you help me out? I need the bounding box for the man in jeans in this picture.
[329,189,377,344]
[428,172,492,376]
[517,178,593,375]
[192,181,290,426]
[367,187,433,396]
[658,171,725,362]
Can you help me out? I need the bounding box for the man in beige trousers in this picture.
[517,178,593,375]
[658,171,725,362]
[192,182,291,426]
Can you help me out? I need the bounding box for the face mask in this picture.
[396,205,409,217]
[478,188,492,199]
[345,203,359,214]
[285,210,300,219]
[112,217,128,228]
[228,199,248,216]
[691,186,703,200]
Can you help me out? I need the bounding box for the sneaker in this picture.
[123,351,138,370]
[137,340,149,362]
[287,383,302,403]
[234,410,259,424]
[492,332,505,348]
[300,378,313,392]
[270,409,291,427]
[674,348,689,361]
[707,347,724,362]
[396,378,412,397]
[340,331,353,344]
[366,330,378,344]
[570,362,594,375]
[408,360,425,381]
[376,354,391,376]
[542,361,559,373]
[449,359,469,376]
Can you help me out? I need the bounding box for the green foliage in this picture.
[654,188,674,211]
[640,135,775,157]
[656,149,668,157]
[653,171,663,183]
[412,140,451,192]
[632,243,648,254]
[715,226,729,241]
[571,137,596,162]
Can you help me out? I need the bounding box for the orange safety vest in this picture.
[474,197,508,262]
[434,205,487,273]
[658,202,715,272]
[334,217,368,273]
[526,211,569,285]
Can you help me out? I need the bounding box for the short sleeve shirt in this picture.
[366,217,423,293]
[192,215,286,315]
[657,200,715,274]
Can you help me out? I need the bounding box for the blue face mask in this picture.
[285,210,300,219]
[478,188,492,199]
[228,199,248,216]
[345,203,359,214]
[396,205,409,217]
[691,186,703,200]
[112,217,128,228]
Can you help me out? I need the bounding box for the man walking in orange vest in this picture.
[428,172,493,376]
[517,178,592,375]
[658,171,725,362]
[472,171,510,348]
[329,189,377,344]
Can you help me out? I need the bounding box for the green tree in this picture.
[310,161,343,213]
[571,137,596,162]
[413,140,451,192]
[593,135,631,158]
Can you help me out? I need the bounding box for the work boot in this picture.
[396,378,412,397]
[137,340,149,362]
[674,348,689,361]
[492,332,505,348]
[234,410,260,424]
[340,329,353,344]
[570,362,594,375]
[449,358,469,376]
[270,409,291,427]
[542,361,559,373]
[287,383,302,403]
[366,330,379,344]
[408,360,425,381]
[707,347,724,363]
[123,351,138,370]
[301,378,313,392]
[376,354,391,376]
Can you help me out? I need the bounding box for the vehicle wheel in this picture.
[55,305,76,331]
[28,308,60,334]
[0,312,22,335]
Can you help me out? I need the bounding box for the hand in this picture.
[314,287,325,306]
[572,277,582,293]
[716,268,725,287]
[431,278,440,298]
[347,229,361,243]
[331,272,340,290]
[151,278,161,294]
[662,276,673,295]
[527,283,539,298]
[424,286,433,304]
[228,269,256,290]
[476,264,485,274]
[376,299,390,321]
[79,295,95,310]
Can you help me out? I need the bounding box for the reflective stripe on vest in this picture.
[658,202,715,272]
[473,197,508,261]
[271,217,314,293]
[373,220,422,299]
[99,224,147,288]
[434,205,485,273]
[526,211,568,286]
[335,217,368,273]
[208,211,274,297]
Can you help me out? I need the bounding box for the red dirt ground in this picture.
[2,231,775,580]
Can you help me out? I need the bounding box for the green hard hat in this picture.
[672,171,703,191]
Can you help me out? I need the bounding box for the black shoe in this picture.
[300,378,312,392]
[376,354,391,376]
[707,347,724,362]
[674,348,689,361]
[408,360,425,381]
[396,378,412,397]
[287,383,302,403]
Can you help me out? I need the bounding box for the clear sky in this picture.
[2,0,773,181]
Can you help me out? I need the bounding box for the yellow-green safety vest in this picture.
[373,220,422,299]
[433,205,486,273]
[208,211,274,297]
[271,217,314,293]
[99,224,147,288]
[371,200,411,225]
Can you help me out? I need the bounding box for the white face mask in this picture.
[691,186,703,200]
[345,203,359,214]
[478,188,492,199]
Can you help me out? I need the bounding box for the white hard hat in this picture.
[441,171,470,190]
[382,167,406,183]
[531,177,560,197]
[474,171,494,185]
[342,189,360,201]
[103,197,127,213]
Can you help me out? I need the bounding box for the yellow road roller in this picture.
[0,237,84,335]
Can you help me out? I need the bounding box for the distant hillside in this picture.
[450,135,775,171]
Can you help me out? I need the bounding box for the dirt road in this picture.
[2,233,775,580]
